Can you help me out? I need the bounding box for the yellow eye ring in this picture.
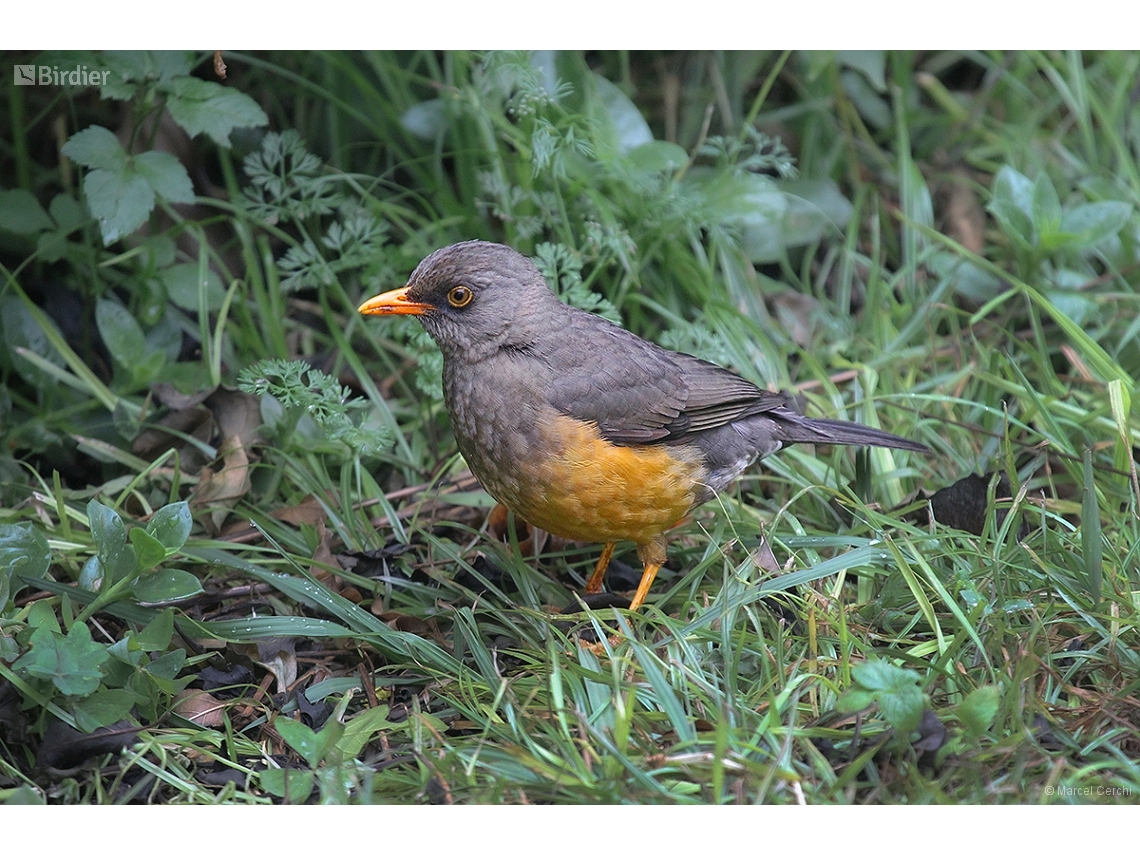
[447,286,474,308]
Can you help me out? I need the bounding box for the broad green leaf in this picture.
[400,99,446,140]
[988,166,1034,246]
[79,555,104,592]
[49,193,87,233]
[0,523,51,612]
[781,178,854,251]
[101,50,195,88]
[593,73,652,155]
[144,648,187,680]
[336,705,404,759]
[276,716,345,767]
[0,189,55,234]
[160,263,226,312]
[929,251,1003,303]
[957,685,1000,738]
[1030,172,1062,239]
[841,69,891,129]
[1059,201,1132,247]
[26,599,60,632]
[838,49,887,90]
[164,76,269,148]
[259,768,314,802]
[146,502,192,551]
[61,125,126,171]
[73,688,135,731]
[851,659,925,733]
[36,194,88,261]
[134,151,195,204]
[96,298,147,368]
[835,688,875,714]
[851,659,900,692]
[82,167,155,245]
[131,350,167,386]
[1046,291,1097,326]
[87,500,137,584]
[878,684,925,734]
[14,623,108,696]
[130,568,202,603]
[2,295,68,388]
[134,608,174,652]
[129,527,167,572]
[624,140,689,176]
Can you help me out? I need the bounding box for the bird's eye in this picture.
[447,286,474,308]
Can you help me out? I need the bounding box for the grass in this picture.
[0,50,1137,805]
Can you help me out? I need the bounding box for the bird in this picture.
[359,241,929,610]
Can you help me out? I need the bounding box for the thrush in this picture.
[359,241,928,610]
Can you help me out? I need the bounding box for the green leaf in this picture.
[129,527,167,572]
[35,193,88,260]
[1030,172,1062,240]
[988,166,1034,246]
[130,568,202,603]
[336,705,405,759]
[160,263,226,312]
[14,623,108,696]
[877,683,925,734]
[841,69,891,129]
[163,77,269,148]
[0,189,55,234]
[400,99,446,140]
[624,140,689,176]
[259,767,314,802]
[131,350,167,386]
[65,125,194,244]
[27,598,60,632]
[838,49,887,90]
[851,659,925,734]
[0,522,51,612]
[82,166,154,245]
[73,688,135,731]
[134,608,175,652]
[146,502,192,551]
[276,716,345,767]
[704,172,787,263]
[592,73,652,155]
[2,295,68,388]
[957,685,1001,739]
[834,688,875,714]
[96,298,147,369]
[79,555,104,592]
[851,659,902,692]
[134,151,195,204]
[61,125,126,171]
[144,648,186,680]
[1059,201,1132,248]
[782,178,854,249]
[50,193,88,233]
[87,501,137,584]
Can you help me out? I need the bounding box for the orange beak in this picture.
[357,286,433,316]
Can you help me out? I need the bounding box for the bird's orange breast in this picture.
[499,413,706,546]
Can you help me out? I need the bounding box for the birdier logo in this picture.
[13,64,110,86]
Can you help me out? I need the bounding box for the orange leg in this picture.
[627,562,661,611]
[585,542,616,594]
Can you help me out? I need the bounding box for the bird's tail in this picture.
[779,416,930,454]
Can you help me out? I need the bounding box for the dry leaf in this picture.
[173,689,226,727]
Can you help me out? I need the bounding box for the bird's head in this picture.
[358,241,557,361]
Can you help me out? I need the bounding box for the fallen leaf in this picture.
[173,689,226,727]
